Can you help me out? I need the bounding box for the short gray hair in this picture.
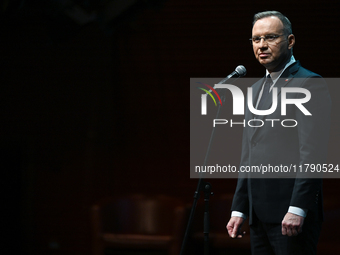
[253,11,292,35]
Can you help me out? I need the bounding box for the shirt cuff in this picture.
[231,211,247,219]
[288,206,308,217]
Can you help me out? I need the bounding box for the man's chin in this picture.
[259,57,271,64]
[258,58,273,69]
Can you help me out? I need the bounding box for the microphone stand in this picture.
[180,79,235,255]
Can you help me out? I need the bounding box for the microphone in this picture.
[217,65,247,85]
[211,65,247,104]
[203,65,247,94]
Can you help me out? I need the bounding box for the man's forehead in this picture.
[252,16,284,35]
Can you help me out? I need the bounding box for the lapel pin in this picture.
[285,79,289,81]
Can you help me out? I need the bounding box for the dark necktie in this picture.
[257,74,273,110]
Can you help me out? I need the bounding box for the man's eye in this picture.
[266,35,276,41]
[253,37,261,42]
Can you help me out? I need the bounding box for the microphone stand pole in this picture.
[180,85,228,255]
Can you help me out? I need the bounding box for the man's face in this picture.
[252,16,295,72]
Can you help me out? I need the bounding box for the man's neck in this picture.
[267,54,293,74]
[266,55,296,82]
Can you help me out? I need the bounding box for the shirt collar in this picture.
[266,55,296,83]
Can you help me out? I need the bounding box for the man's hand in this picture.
[226,216,246,238]
[281,212,304,236]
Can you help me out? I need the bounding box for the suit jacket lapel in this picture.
[250,61,301,140]
[273,61,300,97]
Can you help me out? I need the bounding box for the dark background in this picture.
[1,0,340,254]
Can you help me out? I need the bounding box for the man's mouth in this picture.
[259,53,270,58]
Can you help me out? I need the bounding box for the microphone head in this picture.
[235,65,247,77]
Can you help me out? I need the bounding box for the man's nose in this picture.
[258,38,268,48]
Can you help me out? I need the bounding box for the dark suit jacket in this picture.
[231,61,331,224]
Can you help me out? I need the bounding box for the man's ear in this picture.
[288,34,295,49]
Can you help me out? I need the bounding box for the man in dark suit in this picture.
[226,11,331,254]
